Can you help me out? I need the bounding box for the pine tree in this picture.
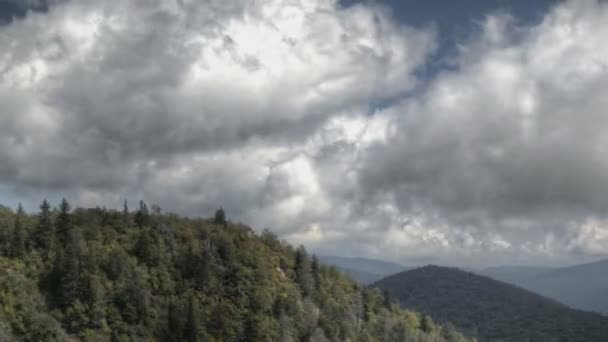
[183,295,201,342]
[135,200,149,228]
[294,245,314,297]
[59,228,84,308]
[213,206,227,226]
[194,244,214,291]
[122,199,129,225]
[383,289,391,310]
[311,254,321,291]
[278,308,293,342]
[135,228,159,267]
[34,199,53,251]
[56,198,73,248]
[421,315,436,334]
[166,297,184,342]
[10,203,26,258]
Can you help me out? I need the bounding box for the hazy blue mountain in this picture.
[374,265,608,342]
[333,266,389,285]
[318,255,409,284]
[479,259,608,314]
[480,265,554,283]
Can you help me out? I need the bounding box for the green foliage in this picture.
[10,203,26,258]
[213,206,227,226]
[0,258,66,341]
[295,245,314,297]
[0,201,473,341]
[56,198,73,248]
[33,199,54,252]
[374,265,608,342]
[134,200,150,228]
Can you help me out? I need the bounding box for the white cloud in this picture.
[355,0,608,265]
[4,0,608,266]
[0,0,438,259]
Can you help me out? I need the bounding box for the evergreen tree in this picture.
[33,199,53,251]
[56,198,73,247]
[59,228,84,308]
[135,200,149,228]
[166,298,184,342]
[10,203,26,258]
[383,289,391,310]
[122,199,129,225]
[311,254,321,291]
[194,244,214,291]
[421,315,436,334]
[0,220,9,257]
[278,308,293,342]
[135,228,159,267]
[183,295,201,342]
[295,245,314,297]
[0,198,479,342]
[213,206,227,226]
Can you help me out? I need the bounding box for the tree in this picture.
[0,198,479,342]
[122,199,129,225]
[135,200,149,228]
[33,199,53,251]
[56,198,73,247]
[383,289,391,310]
[213,206,227,226]
[183,295,201,342]
[294,246,313,297]
[166,297,184,342]
[311,254,321,291]
[278,308,294,342]
[135,228,159,267]
[421,315,436,334]
[59,228,85,308]
[311,328,329,342]
[194,244,215,291]
[10,203,26,258]
[442,322,468,342]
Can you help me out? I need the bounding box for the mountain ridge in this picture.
[373,265,608,342]
[318,255,409,284]
[479,259,608,314]
[0,201,473,341]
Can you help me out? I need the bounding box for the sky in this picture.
[1,0,608,267]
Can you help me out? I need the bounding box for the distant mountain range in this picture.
[479,259,608,315]
[373,265,608,342]
[321,254,608,315]
[318,255,410,284]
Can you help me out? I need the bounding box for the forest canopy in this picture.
[0,200,473,342]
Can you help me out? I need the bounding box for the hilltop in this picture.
[0,201,471,341]
[373,265,608,342]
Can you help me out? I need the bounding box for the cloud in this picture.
[3,0,608,266]
[0,1,436,252]
[355,0,608,265]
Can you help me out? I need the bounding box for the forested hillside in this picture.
[373,266,608,342]
[0,201,472,342]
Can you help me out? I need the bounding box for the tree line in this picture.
[0,199,473,341]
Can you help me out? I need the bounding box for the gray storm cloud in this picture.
[357,1,608,264]
[1,0,607,266]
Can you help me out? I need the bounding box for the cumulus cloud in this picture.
[357,0,608,265]
[2,0,608,266]
[0,1,434,251]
